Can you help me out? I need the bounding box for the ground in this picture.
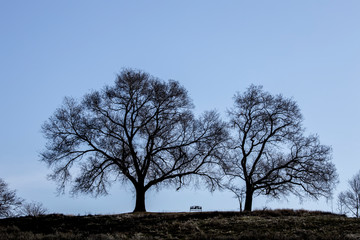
[0,209,359,239]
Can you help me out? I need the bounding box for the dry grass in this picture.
[0,209,359,239]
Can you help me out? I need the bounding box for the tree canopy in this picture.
[41,69,227,212]
[0,178,22,218]
[338,171,360,217]
[222,85,338,211]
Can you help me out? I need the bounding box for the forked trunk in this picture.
[133,186,146,212]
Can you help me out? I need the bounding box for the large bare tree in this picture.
[222,85,337,211]
[338,171,360,218]
[0,178,22,218]
[41,69,227,212]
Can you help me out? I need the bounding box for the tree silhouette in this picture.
[0,178,22,218]
[19,201,48,217]
[41,69,227,212]
[338,171,360,218]
[222,85,338,211]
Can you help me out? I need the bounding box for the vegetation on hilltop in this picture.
[0,209,359,240]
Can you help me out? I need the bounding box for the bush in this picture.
[18,201,48,217]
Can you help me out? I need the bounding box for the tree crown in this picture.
[41,69,227,200]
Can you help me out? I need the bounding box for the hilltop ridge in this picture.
[0,209,358,239]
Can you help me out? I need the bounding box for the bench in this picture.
[190,206,202,212]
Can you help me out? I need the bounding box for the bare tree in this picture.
[41,69,227,212]
[18,201,48,217]
[225,183,245,212]
[337,171,360,218]
[0,178,22,218]
[222,85,338,211]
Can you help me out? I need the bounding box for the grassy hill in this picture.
[0,209,359,239]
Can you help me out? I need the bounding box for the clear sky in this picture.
[1,1,360,214]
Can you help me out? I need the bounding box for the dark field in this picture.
[0,209,360,239]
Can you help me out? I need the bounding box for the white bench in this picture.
[190,206,202,212]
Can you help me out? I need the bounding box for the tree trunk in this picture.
[244,187,253,212]
[133,186,146,212]
[238,196,243,213]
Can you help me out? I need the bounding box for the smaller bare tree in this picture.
[226,183,245,212]
[0,178,22,218]
[338,171,360,218]
[222,85,338,211]
[19,201,48,217]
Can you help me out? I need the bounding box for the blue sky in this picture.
[1,1,360,214]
